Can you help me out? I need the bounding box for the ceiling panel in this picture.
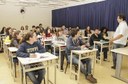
[0,0,105,8]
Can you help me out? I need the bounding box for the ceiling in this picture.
[0,0,105,8]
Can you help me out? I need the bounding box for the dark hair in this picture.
[85,26,91,33]
[1,27,6,34]
[13,30,21,39]
[39,23,42,26]
[36,26,40,29]
[25,25,28,30]
[5,27,13,40]
[11,30,22,47]
[56,29,63,37]
[118,14,126,21]
[23,31,35,42]
[45,27,51,35]
[51,27,57,33]
[94,28,99,31]
[20,9,25,14]
[71,29,79,37]
[100,27,108,33]
[32,25,35,28]
[21,26,24,30]
[6,27,11,35]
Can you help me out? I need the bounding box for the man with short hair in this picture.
[66,29,97,83]
[110,14,128,69]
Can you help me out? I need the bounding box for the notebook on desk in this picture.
[35,53,50,59]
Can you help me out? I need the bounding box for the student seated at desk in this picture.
[10,30,23,63]
[0,27,6,34]
[10,30,23,48]
[51,27,57,34]
[45,27,52,37]
[45,27,52,52]
[84,26,92,37]
[39,23,44,32]
[89,28,108,61]
[53,29,67,42]
[20,26,25,34]
[100,27,109,40]
[66,29,97,83]
[36,26,41,36]
[31,25,36,32]
[52,29,66,71]
[4,27,13,43]
[40,30,46,40]
[0,27,6,51]
[16,31,45,84]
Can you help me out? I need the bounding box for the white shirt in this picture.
[113,21,128,45]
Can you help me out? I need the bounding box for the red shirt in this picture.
[46,33,52,37]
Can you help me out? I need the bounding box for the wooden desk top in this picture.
[18,52,58,65]
[71,49,98,54]
[94,41,109,44]
[8,47,18,52]
[53,41,66,47]
[111,47,128,55]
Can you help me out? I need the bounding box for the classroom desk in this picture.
[18,52,58,84]
[52,41,66,70]
[70,49,97,84]
[3,42,10,60]
[8,47,18,81]
[94,40,111,64]
[111,47,128,83]
[82,36,89,39]
[42,37,52,48]
[37,35,42,39]
[82,36,89,43]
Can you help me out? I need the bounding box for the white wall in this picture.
[0,3,52,30]
[0,0,105,31]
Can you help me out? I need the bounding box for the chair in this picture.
[64,52,78,80]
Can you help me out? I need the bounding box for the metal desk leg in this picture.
[115,54,123,77]
[23,68,26,84]
[19,62,23,84]
[54,63,57,84]
[77,54,81,84]
[70,52,73,78]
[59,46,61,70]
[100,44,103,64]
[92,51,96,75]
[47,61,49,84]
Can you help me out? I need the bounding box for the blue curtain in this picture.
[52,0,128,31]
[52,8,67,27]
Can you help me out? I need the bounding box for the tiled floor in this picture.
[0,53,127,84]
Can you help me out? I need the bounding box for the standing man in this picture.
[110,14,128,69]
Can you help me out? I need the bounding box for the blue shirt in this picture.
[16,41,45,58]
[66,36,84,55]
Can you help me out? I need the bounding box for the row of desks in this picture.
[4,36,128,84]
[3,42,58,84]
[3,40,98,84]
